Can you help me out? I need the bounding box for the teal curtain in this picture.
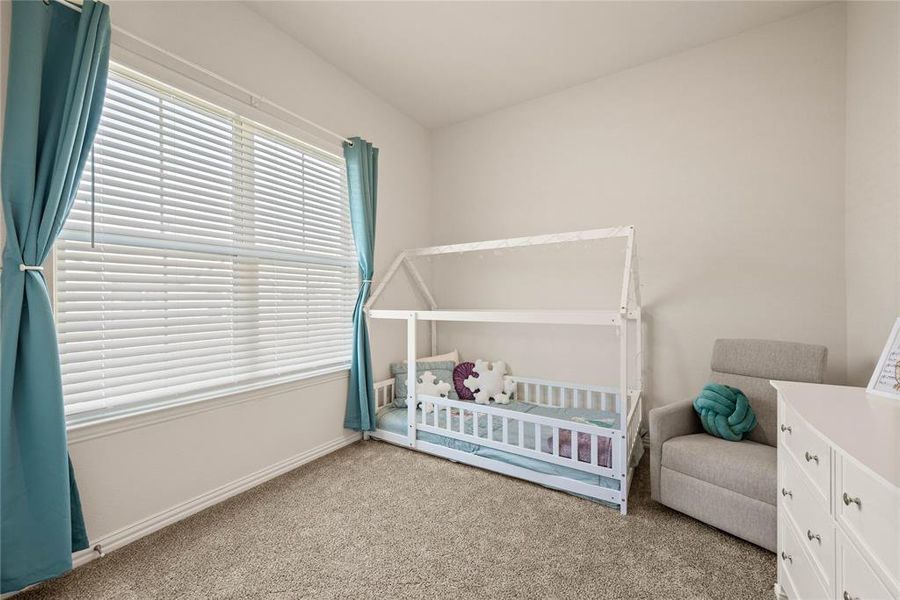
[343,137,378,431]
[1,0,110,593]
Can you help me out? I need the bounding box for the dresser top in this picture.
[771,381,900,488]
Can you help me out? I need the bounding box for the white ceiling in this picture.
[246,1,826,129]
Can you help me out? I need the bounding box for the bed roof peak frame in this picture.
[364,225,642,324]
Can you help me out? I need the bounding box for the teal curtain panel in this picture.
[1,0,110,592]
[343,138,379,431]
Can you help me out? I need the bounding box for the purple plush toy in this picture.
[453,362,477,400]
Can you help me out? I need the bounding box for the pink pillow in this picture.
[453,362,477,400]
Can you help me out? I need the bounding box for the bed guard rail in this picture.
[415,394,623,479]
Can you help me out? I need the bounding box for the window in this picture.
[57,65,356,420]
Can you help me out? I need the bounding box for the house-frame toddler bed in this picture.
[364,227,643,514]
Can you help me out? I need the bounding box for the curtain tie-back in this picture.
[18,264,44,272]
[361,279,372,283]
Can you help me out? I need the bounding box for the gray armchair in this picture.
[649,339,827,551]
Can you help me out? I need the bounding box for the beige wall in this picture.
[0,0,431,553]
[430,4,848,410]
[844,1,900,386]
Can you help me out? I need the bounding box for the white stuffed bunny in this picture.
[417,371,451,414]
[465,360,510,405]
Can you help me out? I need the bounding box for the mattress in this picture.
[376,401,643,497]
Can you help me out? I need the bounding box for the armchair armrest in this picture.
[650,400,702,448]
[648,400,703,501]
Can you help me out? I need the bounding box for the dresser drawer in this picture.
[838,531,896,600]
[781,404,831,503]
[782,450,835,590]
[838,455,900,585]
[781,516,830,599]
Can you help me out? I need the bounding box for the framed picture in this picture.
[867,317,900,400]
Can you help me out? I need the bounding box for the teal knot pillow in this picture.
[693,383,757,442]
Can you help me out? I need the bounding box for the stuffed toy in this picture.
[465,360,510,405]
[503,377,516,400]
[417,371,451,414]
[453,362,477,400]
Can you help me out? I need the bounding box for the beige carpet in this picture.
[21,441,774,599]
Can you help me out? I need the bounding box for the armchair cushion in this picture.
[661,433,777,505]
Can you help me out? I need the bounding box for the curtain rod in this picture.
[43,0,354,148]
[44,0,84,12]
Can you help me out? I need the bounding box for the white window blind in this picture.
[57,66,357,419]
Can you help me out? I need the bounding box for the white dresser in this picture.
[773,381,900,600]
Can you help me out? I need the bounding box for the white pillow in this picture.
[413,350,459,364]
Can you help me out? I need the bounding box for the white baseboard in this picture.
[72,432,361,568]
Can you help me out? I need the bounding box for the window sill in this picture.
[66,367,351,444]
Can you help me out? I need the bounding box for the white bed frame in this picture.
[363,226,643,514]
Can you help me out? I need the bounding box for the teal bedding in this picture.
[376,401,643,497]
